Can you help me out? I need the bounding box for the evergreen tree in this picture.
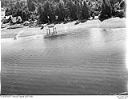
[66,0,77,20]
[27,0,36,12]
[99,0,112,21]
[81,1,90,20]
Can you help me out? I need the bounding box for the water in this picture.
[1,28,128,95]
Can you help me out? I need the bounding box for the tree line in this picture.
[2,0,126,24]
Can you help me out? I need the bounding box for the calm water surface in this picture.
[1,28,128,95]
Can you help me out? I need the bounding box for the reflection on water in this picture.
[1,28,127,95]
[90,29,105,48]
[126,32,128,71]
[126,32,128,93]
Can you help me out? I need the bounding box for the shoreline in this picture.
[1,18,126,39]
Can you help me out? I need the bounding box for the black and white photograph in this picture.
[1,0,128,95]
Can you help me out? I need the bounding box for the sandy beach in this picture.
[1,18,128,95]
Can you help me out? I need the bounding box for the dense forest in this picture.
[1,0,126,24]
